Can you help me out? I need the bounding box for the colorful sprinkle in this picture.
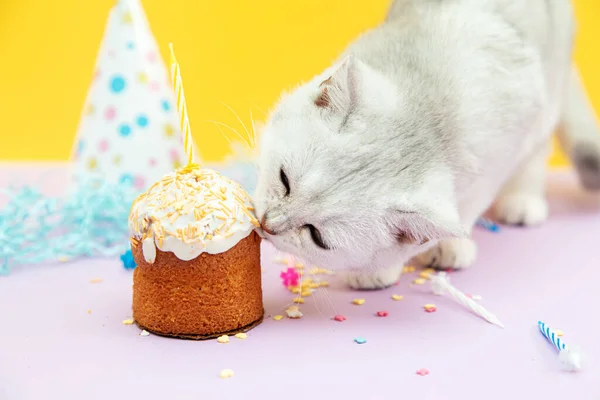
[555,330,564,337]
[354,337,367,344]
[293,297,305,304]
[122,318,134,325]
[273,315,284,321]
[376,311,389,317]
[89,278,103,284]
[413,278,427,285]
[403,266,416,273]
[234,332,248,340]
[219,369,234,379]
[217,335,230,344]
[280,267,300,287]
[352,298,366,305]
[416,368,429,376]
[285,306,303,319]
[139,330,150,337]
[333,315,346,322]
[161,100,171,112]
[391,294,404,301]
[424,304,437,313]
[120,249,137,270]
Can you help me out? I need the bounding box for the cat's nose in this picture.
[260,212,276,236]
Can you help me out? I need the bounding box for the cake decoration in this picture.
[128,165,260,263]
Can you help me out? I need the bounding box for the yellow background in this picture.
[0,0,598,165]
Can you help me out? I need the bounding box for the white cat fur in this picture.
[253,0,600,290]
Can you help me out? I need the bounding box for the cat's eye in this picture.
[304,224,329,250]
[280,167,290,196]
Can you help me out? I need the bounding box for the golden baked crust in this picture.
[132,231,263,339]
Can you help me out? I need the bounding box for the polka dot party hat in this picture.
[70,0,194,192]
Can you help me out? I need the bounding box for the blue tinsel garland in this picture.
[0,178,138,275]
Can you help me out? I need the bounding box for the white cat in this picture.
[253,0,600,290]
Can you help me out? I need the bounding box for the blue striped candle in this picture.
[538,320,566,352]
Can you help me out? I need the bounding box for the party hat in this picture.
[70,0,197,192]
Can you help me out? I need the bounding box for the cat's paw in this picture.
[494,193,548,226]
[344,265,402,290]
[417,237,477,270]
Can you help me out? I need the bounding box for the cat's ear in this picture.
[391,204,466,246]
[314,54,359,114]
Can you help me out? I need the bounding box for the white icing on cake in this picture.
[128,166,260,263]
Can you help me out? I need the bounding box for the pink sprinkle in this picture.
[280,268,299,287]
[146,52,157,63]
[376,311,388,317]
[416,368,429,376]
[333,315,346,322]
[149,158,157,167]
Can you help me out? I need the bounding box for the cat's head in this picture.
[253,55,465,270]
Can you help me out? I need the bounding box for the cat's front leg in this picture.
[494,142,550,226]
[344,264,402,290]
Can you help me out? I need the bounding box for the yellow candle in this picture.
[169,43,195,166]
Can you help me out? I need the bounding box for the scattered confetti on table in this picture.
[217,335,230,344]
[286,306,303,319]
[219,369,234,379]
[234,333,248,340]
[273,315,284,321]
[120,249,137,270]
[476,217,500,232]
[376,311,389,317]
[352,298,366,305]
[354,337,367,344]
[122,318,134,325]
[424,304,437,313]
[416,368,430,376]
[333,315,347,322]
[139,330,150,337]
[413,278,427,285]
[391,294,404,301]
[280,267,300,287]
[418,271,431,279]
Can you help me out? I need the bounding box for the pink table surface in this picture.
[1,162,599,400]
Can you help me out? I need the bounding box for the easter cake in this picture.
[128,164,264,339]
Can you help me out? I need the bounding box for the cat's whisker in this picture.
[249,110,258,149]
[219,101,255,148]
[205,120,253,149]
[209,121,234,147]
